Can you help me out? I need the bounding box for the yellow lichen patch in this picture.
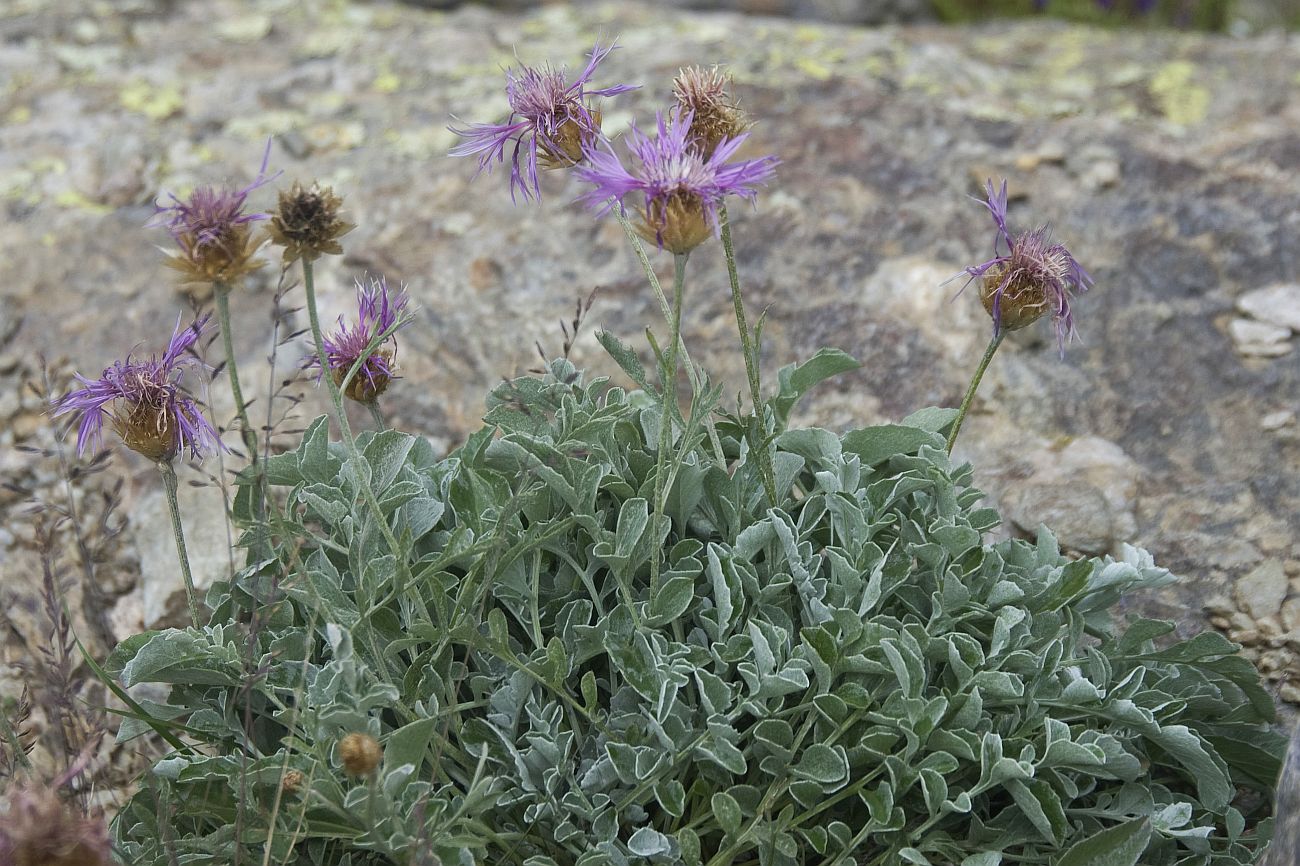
[120,80,184,121]
[6,105,31,124]
[372,71,401,94]
[1149,61,1211,126]
[794,57,833,81]
[54,190,112,214]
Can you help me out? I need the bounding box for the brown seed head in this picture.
[112,398,179,463]
[638,191,712,256]
[673,66,750,158]
[339,732,382,776]
[332,349,394,405]
[280,769,306,795]
[0,783,112,866]
[980,267,1050,332]
[268,181,355,264]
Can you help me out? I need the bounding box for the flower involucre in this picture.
[449,41,637,202]
[306,276,412,404]
[576,109,778,255]
[961,179,1093,353]
[153,140,278,287]
[53,315,222,463]
[672,65,750,159]
[268,180,355,264]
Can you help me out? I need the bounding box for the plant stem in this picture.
[214,282,259,464]
[367,402,385,430]
[945,330,1005,454]
[611,204,725,467]
[719,202,777,507]
[650,254,688,597]
[159,461,201,628]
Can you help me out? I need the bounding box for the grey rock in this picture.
[1239,284,1300,333]
[132,480,231,628]
[1230,318,1292,358]
[1006,481,1115,555]
[1236,560,1289,622]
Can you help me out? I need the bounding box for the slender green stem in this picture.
[366,402,385,430]
[650,254,688,597]
[611,204,726,467]
[719,202,777,507]
[946,331,1005,453]
[214,283,259,464]
[159,461,201,628]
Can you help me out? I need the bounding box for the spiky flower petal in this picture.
[960,179,1093,354]
[672,65,750,158]
[267,181,355,264]
[153,140,278,287]
[305,276,413,404]
[52,315,222,462]
[575,109,778,255]
[449,41,637,202]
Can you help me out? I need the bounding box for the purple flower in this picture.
[53,315,223,462]
[574,108,778,255]
[306,276,413,404]
[960,179,1093,354]
[449,41,637,202]
[152,139,279,285]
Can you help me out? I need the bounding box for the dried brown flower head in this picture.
[672,66,750,158]
[0,783,112,866]
[267,181,355,264]
[339,732,382,777]
[280,769,306,795]
[979,267,1050,332]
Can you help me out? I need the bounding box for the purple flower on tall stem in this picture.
[960,179,1093,354]
[575,108,778,255]
[305,276,413,404]
[152,139,279,286]
[449,41,637,202]
[52,315,223,462]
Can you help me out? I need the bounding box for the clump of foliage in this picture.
[932,0,1233,30]
[106,347,1282,865]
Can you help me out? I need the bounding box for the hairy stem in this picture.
[719,202,778,507]
[367,402,385,430]
[612,205,725,467]
[946,330,1005,454]
[650,254,688,597]
[159,461,201,628]
[214,283,259,464]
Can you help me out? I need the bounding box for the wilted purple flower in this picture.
[575,108,778,255]
[52,315,222,462]
[0,782,112,866]
[449,41,637,202]
[152,139,278,286]
[306,276,412,404]
[960,179,1093,354]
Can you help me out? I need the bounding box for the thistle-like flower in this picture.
[449,40,637,202]
[960,179,1093,353]
[267,180,355,264]
[0,782,112,866]
[52,315,222,462]
[305,276,412,404]
[672,65,750,159]
[153,140,277,287]
[575,109,778,255]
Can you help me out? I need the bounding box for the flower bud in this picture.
[339,732,382,777]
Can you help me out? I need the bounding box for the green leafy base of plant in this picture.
[106,345,1281,866]
[932,0,1234,31]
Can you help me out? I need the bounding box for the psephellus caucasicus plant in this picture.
[34,38,1292,866]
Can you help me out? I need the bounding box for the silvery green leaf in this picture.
[1054,818,1151,866]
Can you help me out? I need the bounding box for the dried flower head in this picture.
[449,40,637,202]
[267,180,355,264]
[672,65,750,158]
[280,769,306,795]
[960,179,1092,353]
[0,781,112,866]
[153,140,278,288]
[305,276,413,405]
[52,315,222,462]
[338,732,382,777]
[576,109,778,255]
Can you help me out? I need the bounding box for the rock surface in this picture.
[2,0,1300,769]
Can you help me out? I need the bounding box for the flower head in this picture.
[267,180,355,264]
[672,65,750,158]
[153,139,278,287]
[960,179,1093,353]
[306,276,412,404]
[575,109,778,255]
[339,732,382,777]
[0,781,112,866]
[449,40,637,202]
[52,315,222,462]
